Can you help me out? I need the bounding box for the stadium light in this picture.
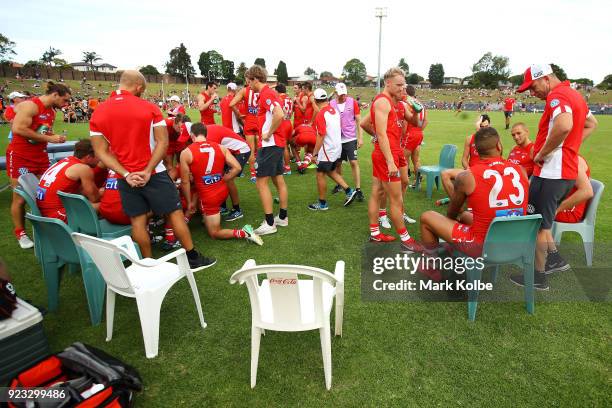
[375,7,388,94]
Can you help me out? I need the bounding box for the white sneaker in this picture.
[242,225,264,246]
[379,215,391,229]
[274,216,288,227]
[18,234,34,249]
[254,221,277,236]
[403,213,417,224]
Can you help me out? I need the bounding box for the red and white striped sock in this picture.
[397,227,411,242]
[233,229,246,239]
[164,224,175,242]
[14,228,25,239]
[370,224,380,237]
[378,209,387,218]
[250,166,256,177]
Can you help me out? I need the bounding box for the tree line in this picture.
[1,34,610,90]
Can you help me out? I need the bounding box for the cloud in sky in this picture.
[2,0,610,82]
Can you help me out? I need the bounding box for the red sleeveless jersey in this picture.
[468,134,480,167]
[188,141,227,195]
[556,157,590,222]
[244,86,259,126]
[371,94,402,152]
[467,157,529,242]
[36,156,83,215]
[199,92,215,125]
[9,97,55,166]
[293,92,304,124]
[279,93,293,121]
[507,142,535,177]
[303,93,314,123]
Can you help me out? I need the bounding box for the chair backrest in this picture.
[15,186,41,216]
[25,213,81,264]
[583,179,604,226]
[17,173,40,199]
[58,191,101,236]
[230,261,339,331]
[438,144,457,169]
[72,233,138,296]
[482,215,542,265]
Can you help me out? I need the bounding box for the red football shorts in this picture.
[451,222,483,257]
[554,211,582,223]
[41,208,67,223]
[243,117,259,136]
[6,148,49,179]
[294,130,316,148]
[404,131,423,152]
[371,149,406,182]
[198,185,229,216]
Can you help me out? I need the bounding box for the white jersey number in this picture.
[199,146,216,175]
[40,161,69,188]
[483,166,525,208]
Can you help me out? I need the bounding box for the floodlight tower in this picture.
[375,7,388,94]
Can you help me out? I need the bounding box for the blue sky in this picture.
[2,0,610,82]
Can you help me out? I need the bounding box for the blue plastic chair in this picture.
[552,179,604,266]
[25,213,106,326]
[459,215,542,321]
[416,144,457,199]
[58,191,132,239]
[0,156,8,192]
[15,182,44,262]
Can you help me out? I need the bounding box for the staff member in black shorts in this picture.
[511,64,597,289]
[90,70,216,270]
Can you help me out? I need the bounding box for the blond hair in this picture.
[245,65,268,83]
[384,67,405,81]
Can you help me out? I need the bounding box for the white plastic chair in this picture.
[552,179,605,266]
[230,259,345,390]
[72,233,206,358]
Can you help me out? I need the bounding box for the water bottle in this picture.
[407,97,423,113]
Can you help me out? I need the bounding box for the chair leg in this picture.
[523,262,535,315]
[335,301,344,337]
[81,261,106,326]
[43,261,61,312]
[184,271,207,329]
[467,267,482,321]
[106,288,116,342]
[135,293,164,359]
[319,325,332,390]
[552,226,563,245]
[67,263,79,275]
[250,326,262,388]
[426,173,434,199]
[579,227,595,267]
[491,265,500,283]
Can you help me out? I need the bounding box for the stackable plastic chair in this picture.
[459,215,542,321]
[552,179,604,266]
[15,174,43,260]
[230,260,345,390]
[17,173,40,199]
[25,214,106,326]
[416,144,457,198]
[0,156,8,192]
[58,191,132,239]
[72,233,206,359]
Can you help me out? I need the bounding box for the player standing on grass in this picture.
[367,67,421,251]
[7,82,70,249]
[90,70,215,270]
[403,85,427,188]
[308,88,357,211]
[329,82,364,201]
[503,95,516,129]
[276,84,295,175]
[179,123,263,246]
[197,81,218,125]
[220,82,241,133]
[230,79,259,182]
[244,65,289,236]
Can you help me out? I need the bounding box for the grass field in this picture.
[0,109,610,407]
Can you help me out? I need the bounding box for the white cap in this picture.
[8,91,27,100]
[227,82,237,90]
[335,83,347,96]
[313,88,328,100]
[168,95,181,102]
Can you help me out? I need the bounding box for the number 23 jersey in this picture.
[468,157,529,242]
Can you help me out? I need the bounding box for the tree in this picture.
[197,50,224,80]
[254,58,266,68]
[235,62,248,83]
[41,47,62,67]
[165,43,196,78]
[222,59,235,81]
[82,51,101,71]
[428,63,445,88]
[550,63,567,81]
[342,58,367,85]
[407,73,423,85]
[509,74,523,87]
[596,74,612,90]
[304,67,316,77]
[276,60,288,84]
[398,58,409,76]
[53,58,70,68]
[140,65,160,75]
[24,60,43,69]
[571,78,593,86]
[470,52,510,89]
[0,33,16,62]
[319,71,333,79]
